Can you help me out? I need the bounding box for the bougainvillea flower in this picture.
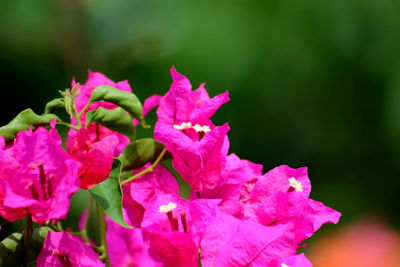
[243,165,340,243]
[67,71,133,156]
[122,164,179,227]
[200,209,295,267]
[190,153,263,217]
[37,231,104,267]
[140,194,198,267]
[139,194,225,267]
[156,122,230,192]
[68,129,119,189]
[156,67,230,126]
[106,218,162,267]
[154,67,230,191]
[0,125,80,224]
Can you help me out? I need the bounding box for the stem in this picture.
[120,148,167,186]
[23,212,33,267]
[25,213,33,246]
[72,107,81,129]
[45,223,60,232]
[57,221,63,231]
[81,196,93,245]
[56,119,80,130]
[97,203,110,267]
[77,102,91,119]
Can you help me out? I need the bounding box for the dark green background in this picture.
[1,0,400,243]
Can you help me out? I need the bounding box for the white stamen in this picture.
[173,122,192,130]
[193,124,211,133]
[281,263,290,267]
[173,122,211,133]
[288,177,303,192]
[158,202,177,213]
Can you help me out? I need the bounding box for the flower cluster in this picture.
[0,67,340,266]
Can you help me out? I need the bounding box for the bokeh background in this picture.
[1,0,400,265]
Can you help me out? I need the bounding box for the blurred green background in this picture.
[1,0,400,254]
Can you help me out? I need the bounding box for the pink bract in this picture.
[37,231,104,267]
[190,153,263,217]
[106,217,162,267]
[67,71,133,156]
[0,126,80,224]
[154,67,230,191]
[122,164,179,227]
[68,129,119,189]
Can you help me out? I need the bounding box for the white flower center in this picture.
[173,122,211,133]
[192,124,211,133]
[281,263,291,267]
[173,122,192,130]
[288,177,303,192]
[158,202,177,213]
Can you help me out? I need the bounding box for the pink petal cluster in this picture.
[106,67,341,266]
[66,72,162,189]
[0,68,340,266]
[37,231,104,267]
[0,125,80,224]
[154,67,230,192]
[66,72,132,189]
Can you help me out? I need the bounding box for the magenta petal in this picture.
[37,231,104,267]
[0,127,80,224]
[106,218,162,267]
[69,132,119,189]
[144,230,198,267]
[201,211,295,267]
[141,194,189,231]
[251,165,311,202]
[122,164,179,227]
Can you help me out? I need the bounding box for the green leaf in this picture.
[89,85,148,127]
[86,107,135,140]
[44,98,65,114]
[0,227,52,266]
[0,109,58,142]
[119,138,170,171]
[90,158,132,228]
[0,232,23,266]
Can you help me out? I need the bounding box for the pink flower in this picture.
[244,165,341,243]
[68,129,119,189]
[139,194,222,267]
[140,194,198,267]
[154,67,230,191]
[66,71,136,189]
[190,153,263,217]
[37,231,104,267]
[106,218,162,267]
[122,164,179,227]
[0,126,80,224]
[199,207,296,267]
[67,71,133,156]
